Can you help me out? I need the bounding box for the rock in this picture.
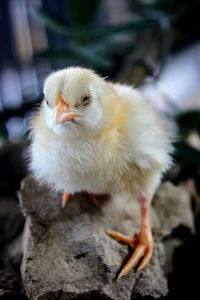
[19,177,194,300]
[163,238,183,276]
[0,269,28,300]
[0,289,28,300]
[0,197,26,300]
[4,234,24,268]
[0,198,24,247]
[152,181,195,239]
[0,269,21,292]
[0,141,27,197]
[0,197,24,272]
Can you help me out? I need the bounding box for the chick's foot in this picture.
[107,195,153,278]
[107,227,153,278]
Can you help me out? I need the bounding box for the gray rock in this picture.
[19,177,194,300]
[0,197,24,246]
[152,182,194,239]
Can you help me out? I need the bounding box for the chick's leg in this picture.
[62,192,99,208]
[108,195,153,278]
[88,193,99,206]
[62,192,71,207]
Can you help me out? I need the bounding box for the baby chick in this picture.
[29,67,173,278]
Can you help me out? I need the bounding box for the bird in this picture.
[28,66,173,278]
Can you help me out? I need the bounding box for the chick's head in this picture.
[43,67,105,137]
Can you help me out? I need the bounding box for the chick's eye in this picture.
[45,99,50,107]
[81,95,90,105]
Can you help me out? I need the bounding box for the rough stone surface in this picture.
[19,177,194,300]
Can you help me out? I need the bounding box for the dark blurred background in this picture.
[0,0,200,299]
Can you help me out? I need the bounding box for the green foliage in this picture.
[174,141,200,165]
[175,111,200,138]
[33,0,170,73]
[69,0,101,26]
[85,19,158,43]
[34,9,72,39]
[0,122,8,141]
[173,110,200,183]
[131,0,185,15]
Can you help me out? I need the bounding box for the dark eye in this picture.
[45,98,50,107]
[81,95,90,105]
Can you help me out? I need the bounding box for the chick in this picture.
[29,67,173,278]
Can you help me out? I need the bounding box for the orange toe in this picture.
[136,245,153,272]
[107,230,136,247]
[118,244,145,278]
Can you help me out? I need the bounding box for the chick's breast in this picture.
[29,110,120,194]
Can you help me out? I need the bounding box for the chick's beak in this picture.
[54,91,80,124]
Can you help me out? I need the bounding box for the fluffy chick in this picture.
[29,67,173,278]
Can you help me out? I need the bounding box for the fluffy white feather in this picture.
[28,67,173,199]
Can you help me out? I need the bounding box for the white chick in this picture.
[28,67,173,278]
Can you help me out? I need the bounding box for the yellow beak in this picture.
[54,91,80,124]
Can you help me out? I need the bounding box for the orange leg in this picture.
[107,195,153,278]
[62,192,70,208]
[88,193,99,206]
[62,192,99,208]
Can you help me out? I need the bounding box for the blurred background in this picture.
[0,0,200,299]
